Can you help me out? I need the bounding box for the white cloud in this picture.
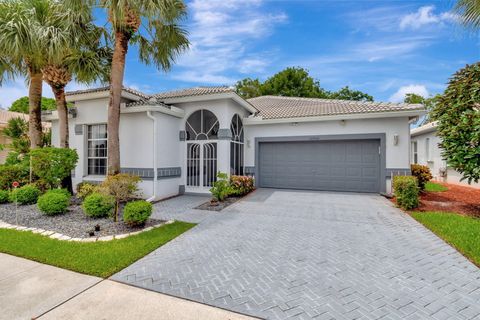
[172,0,287,84]
[389,84,429,102]
[400,6,457,30]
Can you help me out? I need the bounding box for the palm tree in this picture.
[455,0,480,29]
[0,0,90,149]
[0,0,44,149]
[69,0,190,175]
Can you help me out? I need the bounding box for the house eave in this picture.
[410,121,438,137]
[244,109,427,125]
[121,105,185,118]
[65,90,144,102]
[162,92,258,113]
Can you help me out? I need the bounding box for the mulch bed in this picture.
[417,182,480,217]
[195,196,242,211]
[0,201,163,238]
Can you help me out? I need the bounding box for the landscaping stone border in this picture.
[0,219,175,242]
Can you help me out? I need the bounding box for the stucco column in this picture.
[217,128,232,175]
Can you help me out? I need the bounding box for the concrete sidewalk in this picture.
[0,253,255,320]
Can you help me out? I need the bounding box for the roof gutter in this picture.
[146,111,157,202]
[244,109,427,125]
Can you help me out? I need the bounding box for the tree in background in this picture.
[235,67,373,101]
[69,0,190,175]
[261,67,328,98]
[8,97,56,114]
[404,93,441,125]
[235,78,262,99]
[431,63,480,183]
[328,86,373,102]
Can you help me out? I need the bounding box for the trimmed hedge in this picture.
[0,190,9,203]
[82,193,115,218]
[9,185,41,205]
[393,176,419,210]
[411,164,433,191]
[123,200,152,227]
[37,190,70,215]
[48,188,71,199]
[0,164,29,190]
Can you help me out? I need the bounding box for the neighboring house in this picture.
[410,121,480,189]
[0,110,50,164]
[44,86,425,200]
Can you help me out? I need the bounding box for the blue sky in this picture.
[1,0,479,108]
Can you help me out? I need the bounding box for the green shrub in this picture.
[411,164,433,191]
[0,164,29,190]
[393,176,419,210]
[82,193,115,218]
[210,172,232,202]
[76,182,98,199]
[48,188,71,198]
[99,174,141,222]
[37,190,70,215]
[30,147,78,189]
[123,200,153,227]
[230,175,255,196]
[0,190,9,203]
[9,184,41,205]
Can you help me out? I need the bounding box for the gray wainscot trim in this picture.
[244,166,255,176]
[74,124,83,135]
[120,167,181,180]
[217,128,232,140]
[385,168,411,178]
[179,130,186,141]
[158,167,181,179]
[254,133,387,193]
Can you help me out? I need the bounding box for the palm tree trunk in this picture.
[28,71,44,149]
[51,85,69,148]
[107,30,131,175]
[51,85,73,194]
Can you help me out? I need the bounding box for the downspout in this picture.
[146,111,157,202]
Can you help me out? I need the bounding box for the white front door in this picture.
[186,141,217,192]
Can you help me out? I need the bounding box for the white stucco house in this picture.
[410,121,480,189]
[44,86,425,200]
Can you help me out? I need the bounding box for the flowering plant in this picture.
[230,175,255,196]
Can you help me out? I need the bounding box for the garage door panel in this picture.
[258,140,380,193]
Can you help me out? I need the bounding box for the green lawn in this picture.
[411,211,480,266]
[0,221,195,278]
[425,181,448,192]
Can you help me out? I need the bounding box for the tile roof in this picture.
[247,95,425,119]
[125,98,171,108]
[153,86,234,100]
[65,85,149,99]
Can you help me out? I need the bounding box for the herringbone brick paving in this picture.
[112,190,480,319]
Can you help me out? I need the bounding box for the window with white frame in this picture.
[87,124,107,175]
[230,114,244,175]
[412,141,418,164]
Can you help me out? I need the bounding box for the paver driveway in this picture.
[112,190,480,320]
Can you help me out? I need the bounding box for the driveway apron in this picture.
[112,189,480,320]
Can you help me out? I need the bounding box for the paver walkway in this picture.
[113,189,480,320]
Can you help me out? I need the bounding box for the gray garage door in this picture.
[258,140,380,193]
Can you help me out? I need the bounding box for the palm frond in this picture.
[455,0,480,30]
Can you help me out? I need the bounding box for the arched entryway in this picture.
[185,110,219,190]
[230,114,244,175]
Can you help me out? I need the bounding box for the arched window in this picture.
[230,114,244,175]
[185,110,219,140]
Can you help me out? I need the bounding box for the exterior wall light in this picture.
[393,134,399,146]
